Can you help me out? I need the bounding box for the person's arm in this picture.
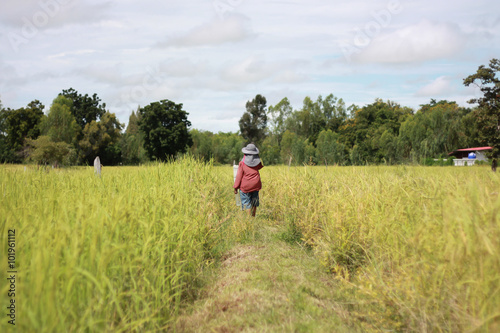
[233,162,244,192]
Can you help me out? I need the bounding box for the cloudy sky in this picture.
[1,0,499,132]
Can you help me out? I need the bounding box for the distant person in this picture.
[233,143,264,217]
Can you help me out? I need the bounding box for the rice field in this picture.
[0,158,232,332]
[1,158,499,332]
[262,165,500,332]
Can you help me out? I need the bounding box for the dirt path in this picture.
[174,225,354,332]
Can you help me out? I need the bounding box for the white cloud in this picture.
[220,56,307,85]
[48,49,97,59]
[273,70,308,84]
[1,0,499,133]
[415,76,454,97]
[351,20,468,64]
[221,57,274,84]
[157,14,254,48]
[0,0,111,29]
[158,59,209,77]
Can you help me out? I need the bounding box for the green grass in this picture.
[2,160,499,332]
[262,165,500,332]
[1,158,232,332]
[175,222,351,332]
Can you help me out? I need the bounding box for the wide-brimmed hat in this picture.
[244,154,261,167]
[242,143,261,167]
[242,143,259,155]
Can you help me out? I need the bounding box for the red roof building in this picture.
[448,147,492,159]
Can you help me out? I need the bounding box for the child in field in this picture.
[233,143,263,217]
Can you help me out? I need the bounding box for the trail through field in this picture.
[175,221,353,332]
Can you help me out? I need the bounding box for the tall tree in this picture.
[316,129,346,166]
[239,94,268,145]
[41,96,80,145]
[189,129,214,162]
[60,88,106,129]
[294,96,322,143]
[1,100,44,162]
[323,94,348,133]
[121,110,147,165]
[267,97,292,145]
[280,130,306,165]
[79,112,123,165]
[260,134,281,165]
[342,99,412,164]
[397,100,470,163]
[463,58,500,171]
[211,132,245,165]
[139,99,192,161]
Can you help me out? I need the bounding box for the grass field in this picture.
[1,159,499,332]
[262,165,500,332]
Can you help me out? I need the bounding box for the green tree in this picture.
[260,134,281,165]
[239,94,268,145]
[268,97,293,145]
[343,99,412,164]
[323,94,348,133]
[1,100,45,162]
[398,100,471,163]
[139,100,192,161]
[379,129,398,164]
[189,129,214,162]
[60,88,106,129]
[212,132,245,165]
[0,99,10,162]
[304,139,317,165]
[463,58,500,170]
[40,96,80,145]
[26,135,73,166]
[316,129,346,166]
[295,96,323,144]
[280,130,306,165]
[282,94,350,146]
[121,110,147,165]
[79,112,123,165]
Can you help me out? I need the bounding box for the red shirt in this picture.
[233,160,263,193]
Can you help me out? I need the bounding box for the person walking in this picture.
[233,143,263,217]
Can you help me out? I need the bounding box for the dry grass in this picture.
[175,223,350,332]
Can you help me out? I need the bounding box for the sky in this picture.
[1,0,499,133]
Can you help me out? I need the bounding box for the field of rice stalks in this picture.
[262,165,500,332]
[0,158,233,332]
[1,159,499,332]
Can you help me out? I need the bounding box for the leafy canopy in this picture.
[139,99,192,161]
[463,58,500,162]
[239,94,268,145]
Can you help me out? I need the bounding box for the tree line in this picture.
[1,59,498,167]
[191,95,480,166]
[0,89,191,166]
[193,59,499,169]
